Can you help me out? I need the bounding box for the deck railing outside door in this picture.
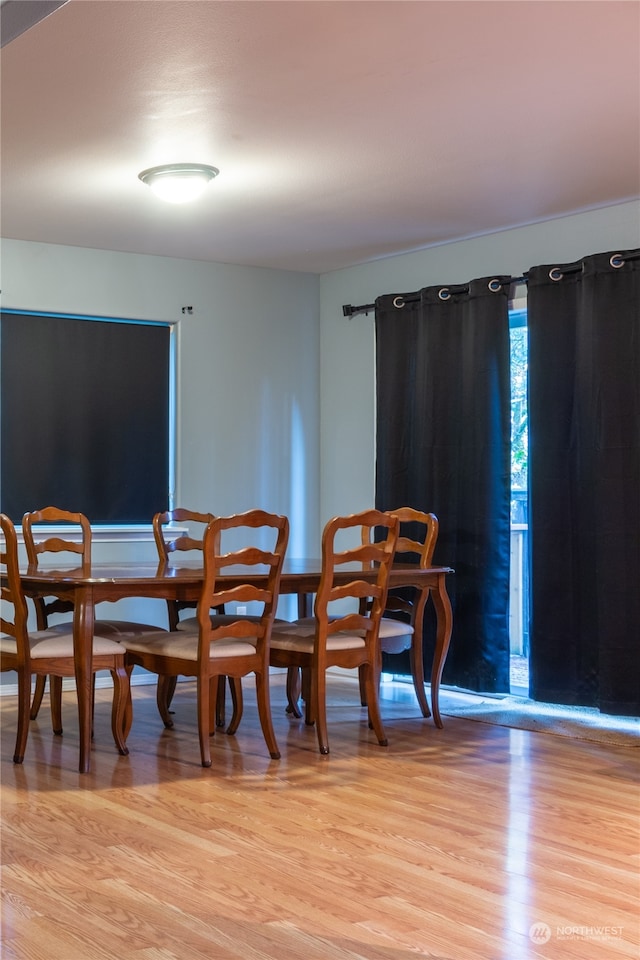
[509,490,529,657]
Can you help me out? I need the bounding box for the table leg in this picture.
[297,592,312,618]
[74,586,95,773]
[429,573,453,728]
[283,591,312,716]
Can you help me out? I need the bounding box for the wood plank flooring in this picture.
[1,673,638,960]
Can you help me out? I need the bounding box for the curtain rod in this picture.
[342,252,639,319]
[342,274,528,319]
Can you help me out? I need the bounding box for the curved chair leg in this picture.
[254,672,280,760]
[225,678,244,735]
[13,669,32,764]
[123,666,135,741]
[429,576,453,729]
[198,674,214,767]
[215,675,227,728]
[286,667,303,718]
[164,675,178,710]
[311,667,329,754]
[362,662,388,748]
[30,674,47,720]
[302,668,315,726]
[409,634,431,718]
[156,675,178,716]
[358,664,367,706]
[156,675,175,728]
[32,673,67,732]
[49,675,64,735]
[359,656,382,709]
[110,664,130,756]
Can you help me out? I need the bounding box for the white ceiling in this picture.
[1,0,639,274]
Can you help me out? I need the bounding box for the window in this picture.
[510,304,528,512]
[1,310,172,525]
[509,303,529,691]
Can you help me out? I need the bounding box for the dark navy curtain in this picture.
[375,276,512,693]
[527,249,640,716]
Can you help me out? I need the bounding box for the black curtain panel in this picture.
[375,276,512,693]
[527,249,640,716]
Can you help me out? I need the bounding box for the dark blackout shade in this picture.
[1,312,170,524]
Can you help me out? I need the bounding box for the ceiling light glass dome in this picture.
[138,163,220,204]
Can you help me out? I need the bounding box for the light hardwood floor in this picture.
[1,674,638,960]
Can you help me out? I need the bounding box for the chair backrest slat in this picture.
[316,509,399,637]
[198,510,289,653]
[153,507,216,562]
[360,507,439,620]
[22,506,92,565]
[21,506,93,629]
[153,508,216,629]
[387,507,438,567]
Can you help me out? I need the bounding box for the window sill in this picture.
[13,525,174,545]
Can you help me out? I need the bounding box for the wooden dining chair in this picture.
[358,507,439,719]
[153,507,216,631]
[270,509,399,755]
[0,513,130,762]
[153,507,240,729]
[22,505,164,726]
[123,509,289,767]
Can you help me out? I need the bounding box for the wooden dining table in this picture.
[14,558,454,773]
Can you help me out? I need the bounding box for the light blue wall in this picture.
[318,201,640,525]
[1,239,320,539]
[0,240,321,629]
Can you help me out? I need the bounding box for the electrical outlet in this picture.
[237,605,247,616]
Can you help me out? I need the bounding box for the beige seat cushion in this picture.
[123,630,258,661]
[376,617,413,654]
[270,618,366,653]
[0,630,124,658]
[378,618,413,639]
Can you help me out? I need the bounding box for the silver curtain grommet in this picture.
[549,267,563,282]
[438,288,451,301]
[392,296,405,309]
[488,278,502,292]
[610,254,625,269]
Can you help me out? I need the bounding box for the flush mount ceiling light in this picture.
[138,163,220,204]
